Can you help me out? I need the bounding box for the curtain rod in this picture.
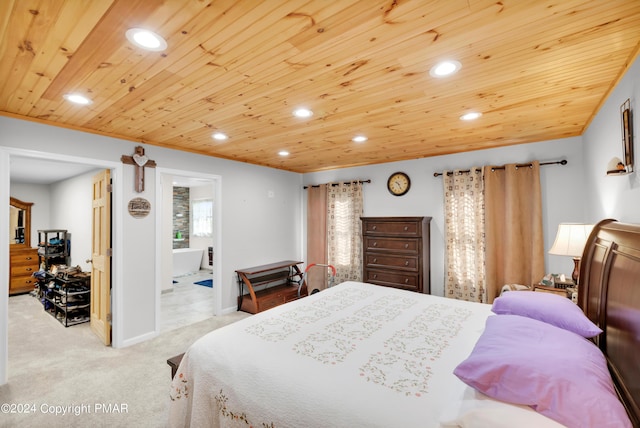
[303,179,371,189]
[433,159,567,177]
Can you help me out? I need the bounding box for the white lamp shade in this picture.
[549,223,594,257]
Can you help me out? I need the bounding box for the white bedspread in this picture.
[168,281,494,428]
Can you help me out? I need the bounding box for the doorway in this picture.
[1,148,123,385]
[155,168,222,335]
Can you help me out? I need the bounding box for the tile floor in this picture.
[161,269,216,333]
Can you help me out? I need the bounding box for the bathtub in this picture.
[173,248,204,277]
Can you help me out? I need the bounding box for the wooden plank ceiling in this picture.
[1,0,639,173]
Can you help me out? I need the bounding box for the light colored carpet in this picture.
[0,294,249,428]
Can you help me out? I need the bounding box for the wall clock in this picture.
[387,172,411,196]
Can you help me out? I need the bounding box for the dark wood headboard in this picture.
[579,219,640,427]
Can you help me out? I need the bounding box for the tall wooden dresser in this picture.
[10,247,39,295]
[361,216,431,294]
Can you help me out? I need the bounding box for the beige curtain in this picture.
[327,182,363,284]
[443,168,486,303]
[306,184,328,292]
[484,162,544,303]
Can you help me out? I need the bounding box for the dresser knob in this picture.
[404,226,408,231]
[373,274,377,279]
[26,268,32,271]
[26,256,32,260]
[404,244,408,249]
[372,225,377,231]
[373,242,378,247]
[373,258,377,263]
[404,278,409,283]
[405,261,409,266]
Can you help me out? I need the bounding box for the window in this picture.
[443,169,486,303]
[192,199,213,237]
[332,200,355,265]
[326,183,363,283]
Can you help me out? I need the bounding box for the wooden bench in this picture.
[235,260,307,314]
[167,353,185,379]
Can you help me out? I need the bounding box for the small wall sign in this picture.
[128,197,151,218]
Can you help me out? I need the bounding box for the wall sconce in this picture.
[607,99,634,175]
[606,156,627,175]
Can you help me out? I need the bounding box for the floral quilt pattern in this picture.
[243,286,473,396]
[360,303,472,396]
[169,371,189,402]
[169,282,491,428]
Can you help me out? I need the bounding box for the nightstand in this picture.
[533,284,572,298]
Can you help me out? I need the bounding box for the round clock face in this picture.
[387,172,411,196]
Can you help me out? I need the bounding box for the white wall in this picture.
[11,173,98,273]
[49,170,101,272]
[122,165,157,340]
[303,136,586,296]
[583,55,640,223]
[0,117,304,351]
[1,150,9,384]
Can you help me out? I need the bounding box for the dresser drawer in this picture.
[364,236,420,253]
[364,269,420,292]
[363,219,421,237]
[361,216,431,294]
[9,275,36,294]
[9,247,39,295]
[254,285,302,313]
[258,294,285,312]
[10,250,38,265]
[10,275,36,287]
[364,253,418,271]
[10,264,37,276]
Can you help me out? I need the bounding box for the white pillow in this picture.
[439,386,565,428]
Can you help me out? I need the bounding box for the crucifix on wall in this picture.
[121,146,157,193]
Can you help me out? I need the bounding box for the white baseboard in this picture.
[121,330,159,348]
[221,305,241,315]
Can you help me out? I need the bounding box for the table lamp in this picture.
[548,223,593,285]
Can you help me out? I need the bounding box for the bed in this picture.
[168,219,639,428]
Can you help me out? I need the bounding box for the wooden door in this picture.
[91,169,111,345]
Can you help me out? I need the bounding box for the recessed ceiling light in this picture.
[126,28,167,52]
[63,93,92,105]
[292,108,313,118]
[278,150,290,156]
[212,132,228,140]
[352,135,368,143]
[429,60,461,78]
[460,112,482,121]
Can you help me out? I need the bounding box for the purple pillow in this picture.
[454,315,631,428]
[491,290,602,338]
